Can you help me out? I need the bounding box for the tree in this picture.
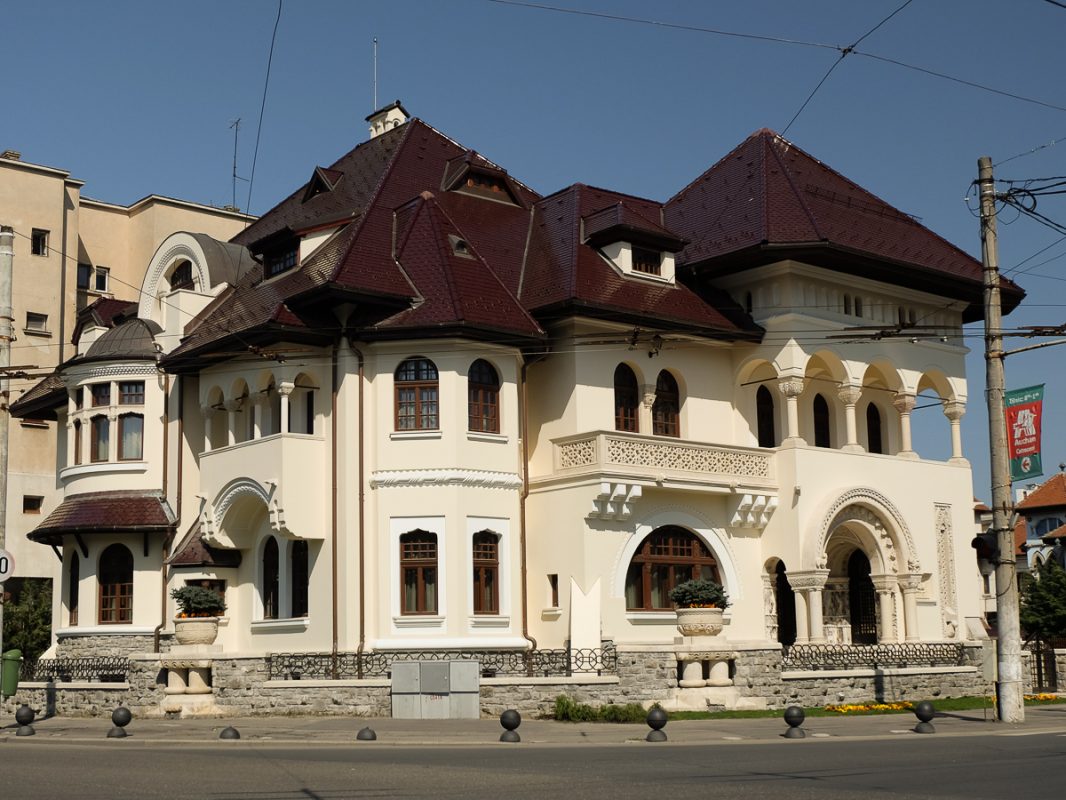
[2,578,53,661]
[1019,561,1066,640]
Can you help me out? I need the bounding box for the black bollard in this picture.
[219,726,241,740]
[107,706,132,739]
[645,706,668,742]
[913,701,936,734]
[15,704,36,737]
[783,705,806,739]
[356,726,377,741]
[499,709,521,743]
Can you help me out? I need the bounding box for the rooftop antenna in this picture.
[228,118,248,211]
[372,37,378,111]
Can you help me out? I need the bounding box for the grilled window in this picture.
[625,527,720,611]
[472,531,499,615]
[632,246,661,275]
[400,530,438,615]
[264,246,298,278]
[169,260,194,290]
[395,357,439,431]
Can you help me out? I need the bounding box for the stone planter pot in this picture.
[173,617,220,646]
[675,607,724,637]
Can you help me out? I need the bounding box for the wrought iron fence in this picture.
[267,645,617,681]
[19,657,131,683]
[1023,638,1062,692]
[782,642,965,671]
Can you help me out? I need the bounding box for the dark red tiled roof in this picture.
[583,200,685,250]
[1015,517,1028,556]
[29,491,176,544]
[665,129,1024,321]
[72,298,138,346]
[9,372,65,420]
[1017,473,1066,511]
[169,521,242,568]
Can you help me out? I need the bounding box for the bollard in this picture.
[913,701,936,734]
[356,726,377,741]
[783,705,805,739]
[219,726,241,740]
[499,709,521,743]
[645,706,667,742]
[15,704,36,737]
[107,706,132,739]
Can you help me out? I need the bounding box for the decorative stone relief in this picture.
[817,488,919,575]
[369,469,522,490]
[731,493,778,529]
[935,503,959,638]
[557,438,596,469]
[605,436,771,479]
[588,482,642,521]
[763,573,777,641]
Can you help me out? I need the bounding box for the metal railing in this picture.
[19,657,131,683]
[267,646,618,681]
[782,642,965,671]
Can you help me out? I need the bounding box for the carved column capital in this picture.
[788,569,830,592]
[777,377,805,399]
[837,384,862,406]
[871,574,898,593]
[943,401,966,422]
[893,393,917,414]
[641,385,656,410]
[898,573,924,593]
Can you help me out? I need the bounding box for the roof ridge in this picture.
[764,131,825,241]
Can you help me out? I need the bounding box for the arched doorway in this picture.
[775,561,796,645]
[848,550,877,644]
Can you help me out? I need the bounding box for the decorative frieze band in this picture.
[369,469,522,490]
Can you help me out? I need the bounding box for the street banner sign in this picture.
[0,548,13,584]
[1005,384,1045,482]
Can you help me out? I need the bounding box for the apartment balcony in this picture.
[198,433,327,543]
[550,430,776,493]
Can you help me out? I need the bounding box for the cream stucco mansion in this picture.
[8,105,1022,715]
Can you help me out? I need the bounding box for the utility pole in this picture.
[978,156,1025,723]
[0,225,14,659]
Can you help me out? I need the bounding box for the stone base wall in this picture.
[57,634,159,659]
[2,685,129,718]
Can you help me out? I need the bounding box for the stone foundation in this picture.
[56,633,159,658]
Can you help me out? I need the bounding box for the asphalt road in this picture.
[3,733,1064,800]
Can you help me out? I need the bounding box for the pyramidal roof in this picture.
[1017,472,1066,511]
[665,129,1024,321]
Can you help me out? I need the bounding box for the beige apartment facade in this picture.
[0,149,251,604]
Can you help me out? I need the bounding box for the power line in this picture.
[995,134,1066,167]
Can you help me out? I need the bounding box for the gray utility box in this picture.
[391,660,480,719]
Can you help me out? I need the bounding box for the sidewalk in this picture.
[4,705,1066,746]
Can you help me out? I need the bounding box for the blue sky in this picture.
[4,0,1066,501]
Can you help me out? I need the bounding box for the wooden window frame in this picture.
[169,260,194,290]
[90,415,110,463]
[261,537,280,620]
[400,530,438,615]
[98,544,133,625]
[468,359,500,433]
[394,358,439,431]
[652,370,680,437]
[118,413,143,461]
[290,540,309,618]
[119,381,144,405]
[472,531,499,615]
[73,419,82,465]
[69,554,80,626]
[625,527,720,611]
[31,228,49,256]
[631,245,662,276]
[614,364,639,433]
[91,383,111,407]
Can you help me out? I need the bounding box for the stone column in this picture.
[837,384,863,452]
[252,398,263,439]
[225,399,240,446]
[777,377,805,444]
[165,668,188,695]
[187,666,212,695]
[279,381,295,434]
[639,384,656,434]
[707,659,731,686]
[893,393,917,459]
[107,409,119,461]
[872,575,897,643]
[679,659,705,688]
[793,589,809,644]
[899,574,923,642]
[943,401,966,463]
[201,405,213,452]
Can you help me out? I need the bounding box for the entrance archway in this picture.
[775,561,797,645]
[847,550,877,644]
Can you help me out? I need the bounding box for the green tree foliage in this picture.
[2,578,53,661]
[1020,561,1066,640]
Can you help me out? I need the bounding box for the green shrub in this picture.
[171,585,226,617]
[668,578,730,609]
[553,694,655,723]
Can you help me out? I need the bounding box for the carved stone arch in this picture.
[611,505,741,602]
[202,478,277,548]
[139,233,212,324]
[809,488,919,576]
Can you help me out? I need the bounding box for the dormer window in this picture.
[264,244,298,278]
[632,246,662,276]
[444,153,521,207]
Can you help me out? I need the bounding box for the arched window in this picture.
[261,537,280,620]
[614,364,639,432]
[69,553,80,626]
[813,394,831,448]
[395,357,439,431]
[652,371,680,437]
[91,415,110,462]
[118,413,143,460]
[73,419,82,465]
[290,540,309,618]
[756,385,776,447]
[625,526,720,611]
[866,404,883,454]
[468,359,500,433]
[400,530,438,614]
[98,544,133,624]
[472,531,499,615]
[169,259,194,291]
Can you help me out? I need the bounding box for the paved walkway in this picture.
[4,704,1066,746]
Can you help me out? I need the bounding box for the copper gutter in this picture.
[350,342,367,677]
[330,339,340,678]
[154,373,174,652]
[519,359,537,653]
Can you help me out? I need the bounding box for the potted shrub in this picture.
[171,586,226,645]
[669,578,730,637]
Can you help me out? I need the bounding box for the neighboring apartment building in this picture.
[0,149,251,617]
[8,106,1023,715]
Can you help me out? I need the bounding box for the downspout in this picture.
[349,342,367,677]
[331,339,340,678]
[519,359,537,655]
[154,372,174,652]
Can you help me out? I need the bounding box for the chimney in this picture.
[0,150,21,161]
[366,100,409,139]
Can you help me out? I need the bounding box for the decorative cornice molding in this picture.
[369,469,522,490]
[589,482,642,520]
[730,493,778,529]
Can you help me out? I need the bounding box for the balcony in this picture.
[550,430,775,493]
[198,433,327,541]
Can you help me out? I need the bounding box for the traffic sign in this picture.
[0,548,13,584]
